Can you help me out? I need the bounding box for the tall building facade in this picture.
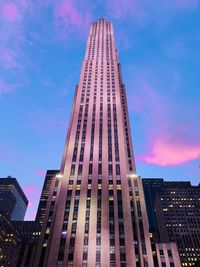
[33,18,154,267]
[0,176,28,220]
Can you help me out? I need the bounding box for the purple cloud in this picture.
[52,0,91,40]
[0,79,14,95]
[138,139,200,166]
[1,2,21,22]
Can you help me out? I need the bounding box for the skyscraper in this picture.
[0,176,28,221]
[34,18,154,267]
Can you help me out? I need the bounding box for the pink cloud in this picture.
[23,185,41,220]
[28,201,33,208]
[52,0,91,40]
[34,169,46,177]
[0,79,14,95]
[24,185,40,194]
[55,0,82,27]
[104,0,147,25]
[0,48,18,68]
[1,3,21,22]
[138,139,200,166]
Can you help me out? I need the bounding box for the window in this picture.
[108,164,112,175]
[96,251,100,262]
[70,164,75,175]
[168,249,172,257]
[110,253,115,262]
[89,164,93,175]
[83,252,87,260]
[120,252,126,262]
[159,249,164,256]
[98,164,102,175]
[78,164,83,175]
[116,164,120,175]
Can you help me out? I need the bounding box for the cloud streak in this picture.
[138,139,200,166]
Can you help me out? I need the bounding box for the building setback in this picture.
[32,18,154,267]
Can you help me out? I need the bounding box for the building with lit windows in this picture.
[32,18,154,267]
[0,213,21,267]
[154,181,200,266]
[35,170,59,225]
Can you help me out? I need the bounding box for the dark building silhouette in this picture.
[0,177,29,267]
[0,176,28,220]
[36,170,59,225]
[142,178,164,239]
[13,221,41,267]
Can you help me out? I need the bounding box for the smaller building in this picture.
[0,176,28,220]
[155,181,200,266]
[0,213,21,267]
[36,170,59,225]
[143,179,200,266]
[13,221,41,267]
[156,242,181,267]
[142,178,164,239]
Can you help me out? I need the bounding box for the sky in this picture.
[0,0,200,220]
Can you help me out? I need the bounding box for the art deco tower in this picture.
[34,18,154,267]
